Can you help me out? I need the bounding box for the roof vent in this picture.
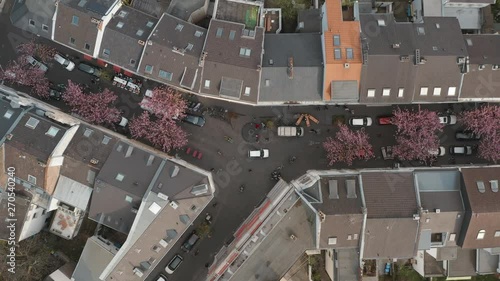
[435,208,441,213]
[6,134,13,140]
[157,192,168,200]
[147,40,152,45]
[457,57,466,64]
[90,158,99,165]
[269,59,274,65]
[476,181,486,193]
[169,201,179,209]
[415,49,421,64]
[413,214,420,220]
[490,180,498,192]
[344,63,350,69]
[400,55,410,62]
[478,64,485,70]
[133,267,144,277]
[318,210,326,222]
[138,40,145,45]
[392,43,400,49]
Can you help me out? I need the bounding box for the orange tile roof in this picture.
[323,0,362,100]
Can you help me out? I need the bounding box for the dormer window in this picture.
[25,117,40,129]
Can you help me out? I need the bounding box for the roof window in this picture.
[118,10,128,18]
[46,126,60,137]
[417,27,425,35]
[136,29,144,36]
[175,23,184,31]
[146,21,154,28]
[83,128,93,137]
[476,181,486,193]
[216,27,223,38]
[25,117,40,129]
[491,180,498,192]
[102,135,111,145]
[3,110,13,119]
[116,21,124,28]
[116,173,125,182]
[194,30,203,37]
[377,19,386,26]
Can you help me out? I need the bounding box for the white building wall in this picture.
[413,250,425,277]
[18,204,51,241]
[325,249,334,281]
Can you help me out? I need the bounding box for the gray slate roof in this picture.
[361,171,418,218]
[72,236,117,281]
[363,218,419,259]
[10,0,56,39]
[359,15,467,104]
[0,98,25,144]
[200,19,264,103]
[259,33,322,102]
[138,13,206,91]
[448,248,476,277]
[89,141,163,233]
[99,6,158,71]
[297,9,322,33]
[463,35,500,65]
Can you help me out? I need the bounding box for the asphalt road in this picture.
[0,13,490,281]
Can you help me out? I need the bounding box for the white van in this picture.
[278,126,304,137]
[248,149,269,158]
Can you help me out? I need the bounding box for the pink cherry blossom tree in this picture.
[391,106,444,162]
[17,40,56,63]
[63,81,120,126]
[323,124,374,166]
[460,105,500,163]
[0,56,49,98]
[140,87,187,120]
[130,112,188,152]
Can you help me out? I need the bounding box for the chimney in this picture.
[125,146,134,158]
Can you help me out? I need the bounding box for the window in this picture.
[194,30,203,37]
[69,37,76,45]
[346,48,353,60]
[244,87,251,96]
[449,233,456,241]
[494,231,500,238]
[477,230,486,240]
[239,47,251,57]
[71,15,79,26]
[216,27,223,38]
[433,87,441,96]
[125,195,133,203]
[265,79,270,86]
[334,48,341,60]
[367,89,375,97]
[333,35,340,46]
[84,43,91,50]
[83,128,93,137]
[25,117,40,129]
[382,88,390,96]
[347,235,352,240]
[417,27,425,35]
[136,29,144,36]
[4,110,13,119]
[118,10,128,18]
[28,175,37,185]
[129,59,136,66]
[102,48,110,57]
[29,19,35,27]
[144,64,153,74]
[420,87,428,96]
[42,24,49,31]
[102,135,111,144]
[229,30,236,40]
[204,80,210,89]
[448,87,456,96]
[116,21,124,28]
[377,19,386,26]
[398,88,404,98]
[175,24,184,31]
[46,126,60,137]
[116,173,125,181]
[328,237,337,245]
[146,21,154,28]
[33,213,38,219]
[159,70,173,81]
[186,43,193,51]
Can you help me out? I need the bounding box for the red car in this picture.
[378,116,393,125]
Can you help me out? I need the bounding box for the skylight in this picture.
[116,21,124,28]
[194,30,203,37]
[491,180,498,192]
[146,21,154,28]
[118,10,128,18]
[46,126,60,137]
[116,173,125,182]
[83,128,93,137]
[377,19,386,26]
[25,117,40,129]
[175,24,184,31]
[136,29,144,36]
[476,181,486,193]
[3,110,13,119]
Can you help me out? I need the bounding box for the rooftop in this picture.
[361,171,418,218]
[297,9,321,33]
[463,34,500,65]
[7,111,67,162]
[259,33,323,102]
[0,98,25,143]
[363,218,419,259]
[63,0,118,17]
[416,170,464,212]
[461,166,500,213]
[447,248,476,277]
[215,0,261,29]
[52,175,93,210]
[49,206,84,239]
[72,236,119,281]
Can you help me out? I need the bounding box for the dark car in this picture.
[455,131,481,141]
[165,254,183,274]
[449,145,473,155]
[182,114,205,127]
[49,88,63,101]
[78,63,101,77]
[180,232,199,252]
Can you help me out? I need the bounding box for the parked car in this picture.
[455,131,481,141]
[439,115,457,125]
[349,117,373,127]
[378,116,393,125]
[49,88,63,101]
[428,146,446,157]
[54,54,75,71]
[182,114,206,127]
[78,63,101,77]
[449,145,473,155]
[165,254,183,274]
[26,55,48,72]
[156,274,167,281]
[248,149,269,159]
[277,126,304,137]
[181,232,199,252]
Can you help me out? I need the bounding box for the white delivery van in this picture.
[248,149,270,158]
[277,126,304,137]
